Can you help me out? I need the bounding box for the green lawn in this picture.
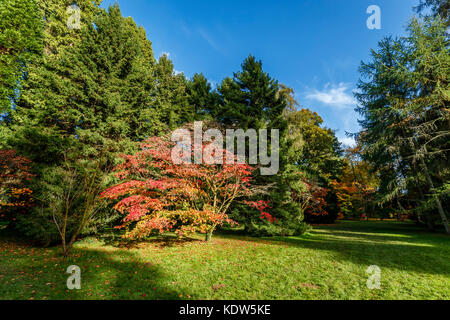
[0,221,449,300]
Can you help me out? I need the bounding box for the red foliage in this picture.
[101,135,265,239]
[245,200,276,223]
[303,181,329,217]
[292,177,329,219]
[0,150,34,218]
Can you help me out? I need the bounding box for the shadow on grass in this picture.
[66,247,184,300]
[0,235,186,300]
[217,221,450,277]
[99,233,203,249]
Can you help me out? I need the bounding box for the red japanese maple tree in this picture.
[101,135,264,241]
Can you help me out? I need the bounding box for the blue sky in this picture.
[102,0,418,145]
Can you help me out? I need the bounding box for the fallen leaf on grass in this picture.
[212,284,226,291]
[297,283,319,289]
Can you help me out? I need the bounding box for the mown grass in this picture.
[0,221,449,300]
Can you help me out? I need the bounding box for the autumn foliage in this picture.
[101,135,268,240]
[245,200,275,223]
[330,180,375,219]
[327,147,378,219]
[303,181,329,218]
[0,150,34,220]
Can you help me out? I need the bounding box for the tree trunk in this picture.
[411,163,434,230]
[62,243,70,258]
[62,246,70,258]
[414,176,434,230]
[405,130,436,231]
[205,232,212,242]
[420,158,449,234]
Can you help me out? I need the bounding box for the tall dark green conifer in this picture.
[152,54,193,131]
[217,55,285,130]
[0,0,42,114]
[5,0,102,162]
[356,17,449,232]
[11,4,157,160]
[187,73,220,120]
[415,0,449,24]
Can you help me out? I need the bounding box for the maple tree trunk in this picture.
[62,246,70,258]
[62,238,75,257]
[62,238,69,257]
[205,232,212,242]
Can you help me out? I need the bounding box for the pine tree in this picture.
[0,0,43,113]
[11,4,157,160]
[5,0,102,162]
[8,3,161,242]
[36,0,102,57]
[415,0,449,24]
[152,54,193,132]
[356,17,449,232]
[187,73,220,120]
[217,55,285,130]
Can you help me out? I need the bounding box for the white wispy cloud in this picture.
[198,28,221,53]
[339,137,356,147]
[306,82,356,108]
[180,20,192,37]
